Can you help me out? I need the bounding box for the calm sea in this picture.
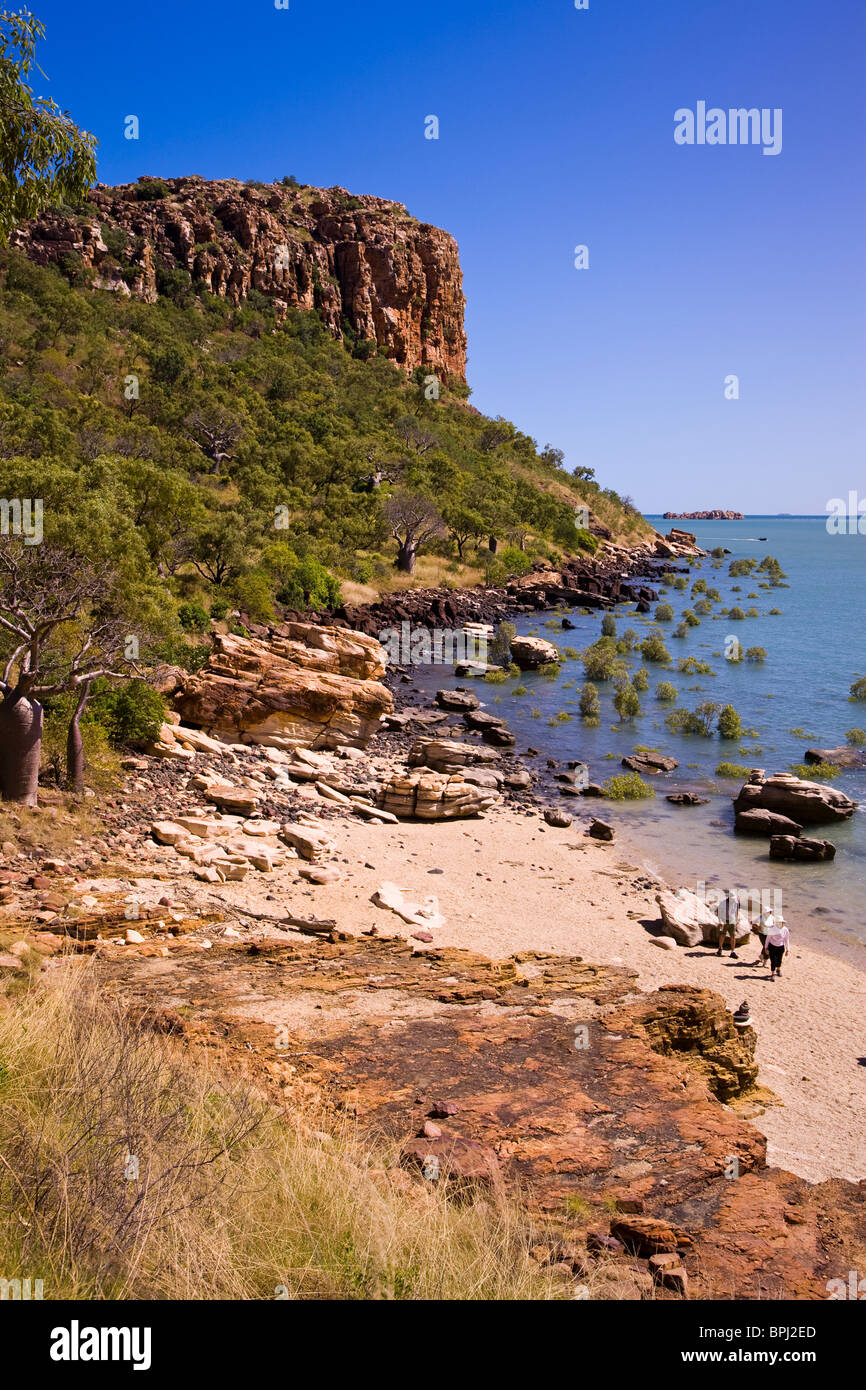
[411,516,866,958]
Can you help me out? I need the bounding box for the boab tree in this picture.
[383,490,444,574]
[0,539,143,803]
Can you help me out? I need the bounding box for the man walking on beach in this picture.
[716,887,740,959]
[765,915,790,980]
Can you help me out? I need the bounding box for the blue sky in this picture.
[32,0,866,513]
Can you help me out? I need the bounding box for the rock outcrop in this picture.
[663,510,745,520]
[769,835,837,862]
[805,745,866,770]
[379,769,498,819]
[166,623,392,750]
[734,771,857,826]
[12,176,467,379]
[510,635,559,669]
[656,888,752,948]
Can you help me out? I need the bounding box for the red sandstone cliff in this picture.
[11,176,467,379]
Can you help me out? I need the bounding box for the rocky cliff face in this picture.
[11,176,467,379]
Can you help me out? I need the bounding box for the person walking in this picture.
[765,915,790,980]
[751,906,775,967]
[716,887,740,959]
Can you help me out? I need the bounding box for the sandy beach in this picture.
[262,798,866,1186]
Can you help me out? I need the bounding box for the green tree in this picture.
[0,9,97,242]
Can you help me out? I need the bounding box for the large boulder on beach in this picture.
[656,890,752,948]
[169,625,392,750]
[379,769,498,820]
[733,772,856,826]
[734,807,803,838]
[510,635,559,669]
[435,688,480,712]
[408,738,501,775]
[769,835,837,862]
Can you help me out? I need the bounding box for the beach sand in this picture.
[275,801,866,1185]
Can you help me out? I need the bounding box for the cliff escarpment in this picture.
[11,175,467,379]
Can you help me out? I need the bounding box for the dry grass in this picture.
[0,798,99,859]
[0,964,564,1301]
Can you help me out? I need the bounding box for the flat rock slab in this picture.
[94,939,866,1300]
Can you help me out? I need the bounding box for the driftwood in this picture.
[207,894,337,934]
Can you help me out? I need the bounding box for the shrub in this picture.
[632,667,649,692]
[681,609,700,627]
[89,679,167,749]
[717,704,743,739]
[715,762,750,779]
[210,597,230,620]
[639,632,671,664]
[850,677,866,701]
[232,571,276,623]
[728,607,746,621]
[654,603,674,622]
[582,640,625,683]
[613,680,642,722]
[846,728,866,746]
[178,600,210,631]
[789,762,840,781]
[655,681,677,702]
[604,772,655,800]
[745,647,766,663]
[580,682,600,718]
[665,701,721,737]
[601,613,617,638]
[539,662,561,679]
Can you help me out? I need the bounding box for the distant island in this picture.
[663,509,744,520]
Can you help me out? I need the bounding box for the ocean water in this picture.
[411,517,866,957]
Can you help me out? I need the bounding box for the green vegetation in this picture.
[604,772,655,800]
[789,762,840,781]
[745,647,766,663]
[715,762,750,779]
[0,970,560,1300]
[654,602,674,622]
[0,11,97,242]
[639,631,671,664]
[613,680,642,722]
[655,680,677,702]
[717,704,743,740]
[579,682,600,719]
[850,677,866,702]
[846,728,866,746]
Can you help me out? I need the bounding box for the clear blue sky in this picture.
[32,0,866,513]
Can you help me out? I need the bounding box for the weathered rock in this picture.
[435,688,479,712]
[509,635,559,669]
[204,785,259,817]
[655,888,751,948]
[544,808,573,828]
[769,835,837,862]
[14,177,467,379]
[735,807,803,837]
[279,823,336,862]
[666,792,709,806]
[733,772,856,826]
[588,819,615,842]
[400,1134,503,1193]
[170,626,392,751]
[408,738,500,775]
[804,746,866,770]
[379,770,498,820]
[462,710,515,746]
[622,753,678,775]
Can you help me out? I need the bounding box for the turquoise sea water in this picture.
[413,517,866,956]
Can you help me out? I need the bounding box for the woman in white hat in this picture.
[764,915,790,980]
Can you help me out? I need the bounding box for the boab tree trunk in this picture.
[396,541,417,574]
[65,680,91,794]
[0,685,43,806]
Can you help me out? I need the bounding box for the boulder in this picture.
[462,710,515,746]
[733,772,856,826]
[588,819,615,841]
[279,823,336,862]
[435,688,480,712]
[622,753,678,775]
[510,635,559,669]
[804,746,866,770]
[544,808,573,828]
[408,738,500,775]
[379,770,498,820]
[734,807,803,838]
[769,835,837,862]
[171,625,393,750]
[656,889,752,948]
[666,792,709,806]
